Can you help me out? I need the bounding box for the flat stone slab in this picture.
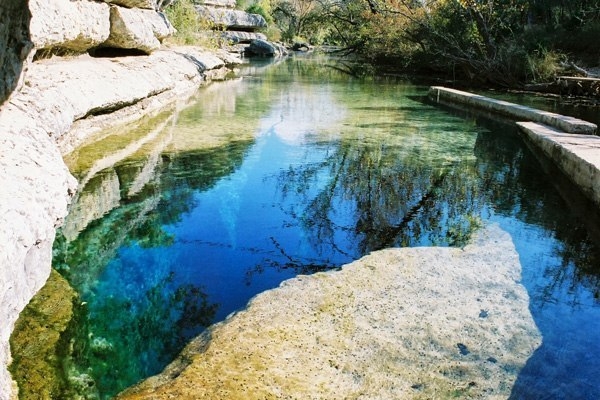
[518,121,600,207]
[429,86,597,135]
[118,224,540,400]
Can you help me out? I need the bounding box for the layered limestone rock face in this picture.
[222,31,267,44]
[119,225,541,399]
[29,0,173,56]
[0,0,241,398]
[29,0,111,53]
[196,6,267,31]
[103,6,175,54]
[9,48,231,154]
[0,99,77,400]
[0,0,31,104]
[195,0,281,55]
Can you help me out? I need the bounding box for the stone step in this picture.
[429,86,597,135]
[517,121,600,207]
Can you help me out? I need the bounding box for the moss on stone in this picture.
[9,270,78,400]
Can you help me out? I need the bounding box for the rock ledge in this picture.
[119,224,541,400]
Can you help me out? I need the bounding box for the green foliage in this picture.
[164,0,199,45]
[164,0,219,47]
[266,0,597,85]
[247,3,273,24]
[526,47,564,82]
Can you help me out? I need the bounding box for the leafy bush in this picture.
[526,47,564,82]
[247,4,273,24]
[164,0,218,47]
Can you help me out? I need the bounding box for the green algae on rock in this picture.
[118,224,541,400]
[9,270,78,400]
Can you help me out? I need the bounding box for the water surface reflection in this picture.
[11,57,600,399]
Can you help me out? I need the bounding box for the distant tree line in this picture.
[240,0,600,85]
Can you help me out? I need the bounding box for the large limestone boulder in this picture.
[104,6,175,54]
[0,0,31,105]
[195,6,267,31]
[29,0,111,53]
[118,225,541,399]
[247,39,288,57]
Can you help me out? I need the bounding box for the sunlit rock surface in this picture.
[119,224,541,399]
[104,6,174,54]
[0,103,77,400]
[518,121,600,208]
[29,0,111,53]
[195,6,267,31]
[5,48,233,155]
[429,86,597,135]
[202,0,236,8]
[28,0,175,55]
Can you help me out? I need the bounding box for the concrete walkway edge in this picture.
[429,86,597,135]
[429,86,600,208]
[517,121,600,207]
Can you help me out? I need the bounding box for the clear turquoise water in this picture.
[51,56,600,399]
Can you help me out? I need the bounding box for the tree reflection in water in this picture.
[273,140,484,257]
[49,140,255,399]
[13,57,600,400]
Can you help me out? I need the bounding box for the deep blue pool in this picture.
[15,56,600,398]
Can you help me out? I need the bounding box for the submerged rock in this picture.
[8,270,78,400]
[118,224,541,399]
[0,41,239,400]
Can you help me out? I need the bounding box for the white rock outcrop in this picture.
[222,31,267,44]
[202,0,236,8]
[119,225,541,399]
[29,0,111,52]
[0,43,239,400]
[8,49,230,154]
[196,6,267,30]
[104,6,174,53]
[0,105,77,400]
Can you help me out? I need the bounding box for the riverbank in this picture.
[117,224,540,399]
[0,45,241,400]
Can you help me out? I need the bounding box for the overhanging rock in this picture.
[104,6,174,54]
[29,0,111,53]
